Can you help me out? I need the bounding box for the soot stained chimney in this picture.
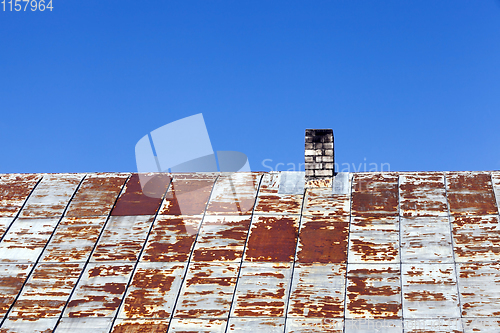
[305,129,334,179]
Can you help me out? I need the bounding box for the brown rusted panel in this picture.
[492,172,500,212]
[244,215,299,262]
[451,215,500,262]
[55,317,114,332]
[168,318,226,332]
[8,263,84,319]
[91,215,155,262]
[174,262,239,318]
[63,263,134,318]
[0,174,41,218]
[303,188,350,217]
[111,174,171,216]
[0,218,59,263]
[20,174,83,218]
[402,264,460,318]
[141,216,202,262]
[0,264,33,320]
[111,319,170,333]
[400,217,454,263]
[206,173,261,215]
[159,178,215,215]
[285,318,343,333]
[305,178,332,188]
[192,216,252,262]
[399,173,448,217]
[296,216,348,263]
[446,172,498,216]
[231,262,292,317]
[348,217,400,263]
[351,173,399,217]
[66,173,129,217]
[287,263,346,318]
[227,318,285,332]
[404,318,463,333]
[254,194,303,215]
[41,217,108,263]
[117,262,186,319]
[346,264,402,319]
[457,263,500,317]
[0,317,59,333]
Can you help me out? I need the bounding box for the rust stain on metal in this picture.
[141,216,202,262]
[0,174,41,218]
[446,172,498,216]
[228,318,285,332]
[111,174,171,216]
[20,174,83,218]
[168,318,226,332]
[244,215,299,262]
[296,216,348,263]
[192,216,252,262]
[286,318,343,332]
[66,174,129,217]
[0,317,58,332]
[351,173,399,217]
[206,173,261,215]
[257,173,281,195]
[64,263,134,318]
[111,319,170,333]
[91,215,155,262]
[254,194,303,215]
[305,178,332,188]
[159,178,215,215]
[8,263,84,319]
[175,262,239,318]
[399,173,448,217]
[0,264,33,319]
[231,262,292,317]
[288,263,346,318]
[346,264,402,319]
[303,188,350,217]
[117,262,186,319]
[451,215,500,262]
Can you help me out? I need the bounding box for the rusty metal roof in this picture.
[0,171,499,332]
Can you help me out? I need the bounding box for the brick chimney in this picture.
[305,129,334,179]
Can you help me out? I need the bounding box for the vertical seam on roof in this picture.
[343,173,353,333]
[52,173,131,333]
[166,173,222,332]
[0,174,87,329]
[398,174,404,330]
[223,173,264,333]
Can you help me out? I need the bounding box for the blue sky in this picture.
[1,0,499,173]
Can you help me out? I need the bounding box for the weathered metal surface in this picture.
[8,263,84,319]
[400,217,454,263]
[244,216,299,262]
[278,171,305,195]
[0,264,33,319]
[91,215,155,262]
[296,216,348,263]
[20,174,83,218]
[457,263,500,317]
[65,173,129,217]
[159,178,215,215]
[305,178,332,188]
[167,318,226,332]
[344,319,403,333]
[302,188,350,217]
[0,174,41,218]
[462,318,500,333]
[0,317,59,333]
[254,194,303,215]
[402,264,460,318]
[404,318,463,333]
[41,217,108,263]
[111,174,171,216]
[169,173,218,180]
[192,216,252,262]
[206,173,261,215]
[346,264,402,319]
[451,215,500,262]
[446,172,498,216]
[141,216,202,262]
[348,216,400,263]
[55,317,114,332]
[174,262,239,318]
[0,218,14,240]
[287,263,346,318]
[491,172,500,213]
[63,263,134,318]
[399,173,448,217]
[111,319,170,333]
[258,173,281,195]
[351,173,399,217]
[231,262,292,317]
[332,172,350,195]
[285,318,343,333]
[227,318,285,332]
[0,218,59,263]
[117,262,186,319]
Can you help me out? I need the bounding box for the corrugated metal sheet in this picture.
[168,318,226,332]
[287,263,345,318]
[446,172,498,216]
[227,318,285,332]
[192,216,252,262]
[346,264,402,319]
[231,262,292,317]
[244,216,299,262]
[399,173,448,217]
[451,215,500,262]
[0,174,41,218]
[285,318,343,333]
[111,319,170,333]
[20,174,83,218]
[159,178,215,215]
[174,262,239,318]
[0,264,33,320]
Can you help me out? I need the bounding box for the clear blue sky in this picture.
[1,1,499,173]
